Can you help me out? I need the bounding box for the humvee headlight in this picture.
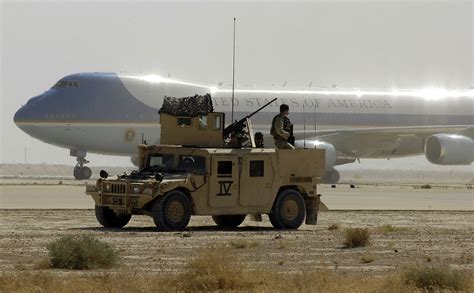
[105,184,110,192]
[132,186,140,194]
[155,173,164,182]
[99,170,108,179]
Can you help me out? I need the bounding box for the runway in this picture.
[1,184,472,210]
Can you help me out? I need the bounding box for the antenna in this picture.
[303,103,306,148]
[231,17,236,123]
[314,103,317,137]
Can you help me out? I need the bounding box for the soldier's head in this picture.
[280,104,289,116]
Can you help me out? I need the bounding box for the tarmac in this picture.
[1,183,472,210]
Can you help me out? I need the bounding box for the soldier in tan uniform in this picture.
[271,104,295,149]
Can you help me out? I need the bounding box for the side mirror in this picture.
[155,173,164,182]
[99,170,109,179]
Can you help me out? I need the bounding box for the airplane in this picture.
[14,72,474,182]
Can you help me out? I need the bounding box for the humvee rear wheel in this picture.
[95,205,131,228]
[269,189,306,230]
[152,190,191,232]
[212,215,246,228]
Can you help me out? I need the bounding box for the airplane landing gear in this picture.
[322,168,340,184]
[74,165,92,180]
[71,149,92,180]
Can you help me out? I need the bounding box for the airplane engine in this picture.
[294,140,337,170]
[425,134,474,165]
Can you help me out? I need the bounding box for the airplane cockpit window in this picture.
[52,80,79,89]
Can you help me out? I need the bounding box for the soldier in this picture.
[254,132,264,148]
[271,104,295,149]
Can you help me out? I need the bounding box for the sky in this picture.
[0,0,473,169]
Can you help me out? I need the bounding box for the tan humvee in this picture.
[86,96,326,231]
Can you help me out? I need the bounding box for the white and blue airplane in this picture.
[14,72,474,181]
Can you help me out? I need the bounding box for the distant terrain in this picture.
[1,163,472,184]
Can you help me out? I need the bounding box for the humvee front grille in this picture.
[105,183,128,194]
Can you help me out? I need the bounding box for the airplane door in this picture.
[208,156,239,208]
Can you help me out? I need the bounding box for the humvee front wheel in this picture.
[95,205,131,228]
[269,189,306,229]
[152,190,191,232]
[212,215,246,228]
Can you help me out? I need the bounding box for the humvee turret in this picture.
[86,94,326,231]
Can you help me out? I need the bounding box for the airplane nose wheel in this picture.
[73,166,92,180]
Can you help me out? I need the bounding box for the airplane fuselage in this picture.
[14,73,474,159]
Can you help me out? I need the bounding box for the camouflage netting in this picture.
[159,94,214,117]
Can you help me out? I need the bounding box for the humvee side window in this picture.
[213,115,221,130]
[179,155,206,173]
[199,115,207,129]
[217,161,232,175]
[148,154,174,169]
[177,117,191,126]
[249,160,264,177]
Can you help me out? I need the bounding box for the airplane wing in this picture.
[294,125,473,159]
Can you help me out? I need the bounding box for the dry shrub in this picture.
[420,184,432,189]
[47,234,118,269]
[0,267,434,293]
[403,265,471,292]
[0,270,414,293]
[6,249,472,293]
[328,223,340,230]
[378,224,411,233]
[360,255,375,263]
[343,228,370,248]
[179,248,255,291]
[0,272,174,293]
[229,239,261,249]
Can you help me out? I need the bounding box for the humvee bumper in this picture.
[85,182,156,212]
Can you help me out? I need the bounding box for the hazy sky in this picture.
[1,0,473,168]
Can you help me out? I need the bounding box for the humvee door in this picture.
[208,155,239,207]
[239,154,274,206]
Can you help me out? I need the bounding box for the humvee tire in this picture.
[269,189,306,229]
[95,205,131,228]
[152,190,191,231]
[212,215,246,228]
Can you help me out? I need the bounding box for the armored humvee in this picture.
[86,95,326,231]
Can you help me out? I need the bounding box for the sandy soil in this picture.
[0,209,472,276]
[1,184,472,210]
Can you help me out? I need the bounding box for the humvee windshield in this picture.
[147,154,175,170]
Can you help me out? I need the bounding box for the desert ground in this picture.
[0,167,472,291]
[0,208,472,275]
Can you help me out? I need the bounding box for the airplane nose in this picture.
[13,105,33,135]
[14,94,47,134]
[14,106,28,123]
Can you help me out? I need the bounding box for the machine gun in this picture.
[223,98,278,146]
[287,124,295,146]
